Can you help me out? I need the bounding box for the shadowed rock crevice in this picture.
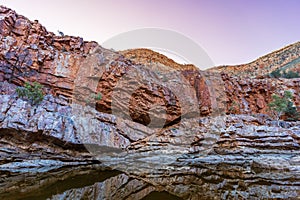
[141,191,184,200]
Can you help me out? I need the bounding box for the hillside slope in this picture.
[121,48,198,71]
[208,41,300,78]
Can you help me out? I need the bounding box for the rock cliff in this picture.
[121,47,300,115]
[0,5,214,127]
[1,5,300,121]
[0,5,300,200]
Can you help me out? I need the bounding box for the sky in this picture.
[1,0,300,66]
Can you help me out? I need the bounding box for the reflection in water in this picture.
[0,166,120,200]
[0,165,183,200]
[0,160,299,200]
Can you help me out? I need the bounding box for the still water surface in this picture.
[1,159,299,200]
[0,166,184,200]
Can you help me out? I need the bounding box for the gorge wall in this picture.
[2,5,300,126]
[0,6,300,199]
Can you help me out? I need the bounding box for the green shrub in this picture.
[269,69,300,79]
[16,82,44,105]
[269,69,281,78]
[91,92,102,101]
[285,101,300,121]
[85,92,102,105]
[284,70,300,79]
[268,90,300,122]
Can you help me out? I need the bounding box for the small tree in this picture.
[269,69,300,79]
[84,92,102,105]
[285,101,300,121]
[268,91,295,123]
[16,82,44,105]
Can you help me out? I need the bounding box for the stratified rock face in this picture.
[0,80,157,170]
[1,113,299,200]
[1,5,300,125]
[222,73,300,114]
[0,6,97,94]
[115,114,300,199]
[0,5,300,200]
[0,6,213,127]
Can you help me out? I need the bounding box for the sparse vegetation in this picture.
[269,69,300,79]
[16,82,44,105]
[92,92,102,101]
[268,90,299,122]
[285,101,300,121]
[284,70,300,78]
[269,69,281,78]
[85,92,102,105]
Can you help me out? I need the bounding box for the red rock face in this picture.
[0,6,213,127]
[1,5,299,126]
[222,73,300,115]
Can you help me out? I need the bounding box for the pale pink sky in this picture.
[1,0,300,66]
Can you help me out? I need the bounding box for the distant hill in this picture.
[208,42,300,78]
[121,48,198,71]
[122,42,300,79]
